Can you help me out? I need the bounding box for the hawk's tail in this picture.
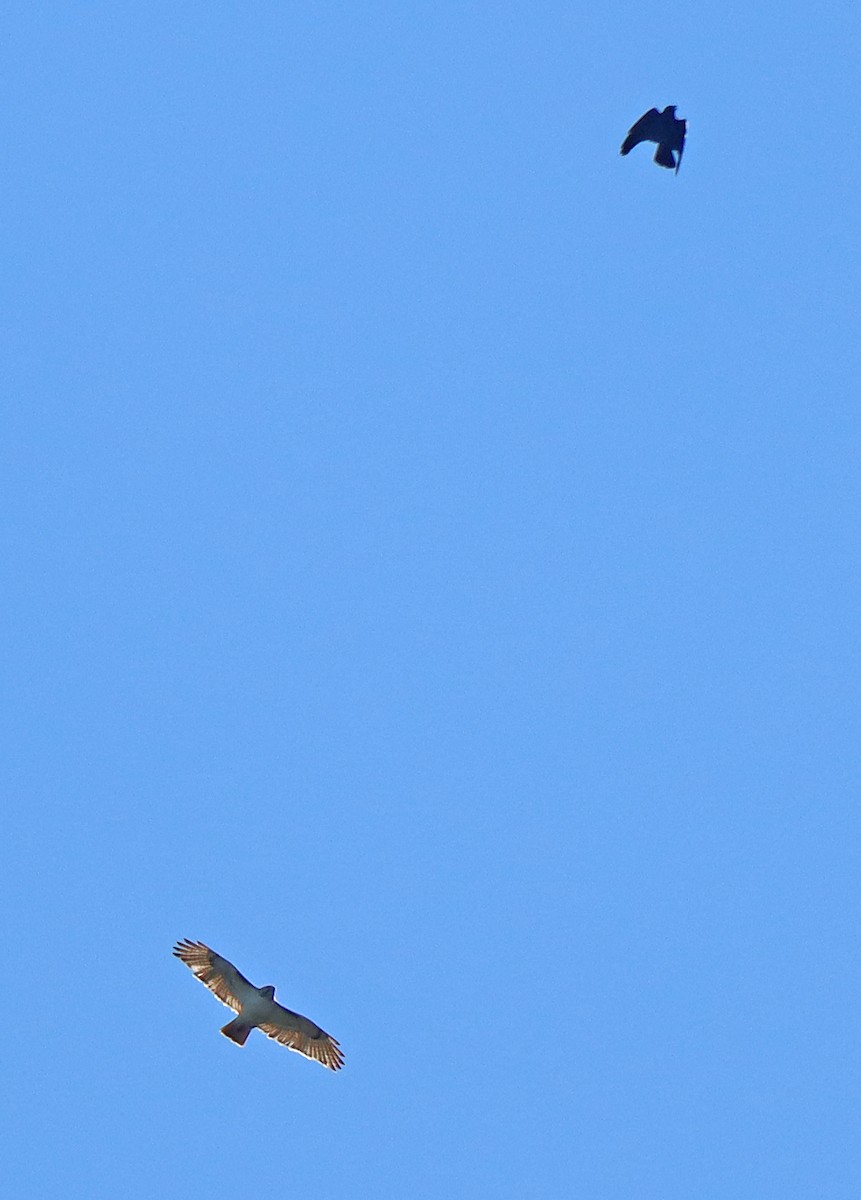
[220,1018,251,1046]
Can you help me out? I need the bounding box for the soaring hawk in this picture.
[620,106,686,173]
[173,939,343,1071]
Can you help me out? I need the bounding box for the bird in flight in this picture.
[620,106,686,173]
[173,939,344,1070]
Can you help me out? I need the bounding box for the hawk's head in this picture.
[258,985,276,1000]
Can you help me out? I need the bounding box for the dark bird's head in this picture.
[259,985,276,1000]
[663,105,677,116]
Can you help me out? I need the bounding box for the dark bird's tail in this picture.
[653,144,676,170]
[221,1018,251,1046]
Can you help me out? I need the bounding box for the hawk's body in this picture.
[173,939,343,1070]
[620,106,686,173]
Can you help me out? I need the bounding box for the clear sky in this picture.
[5,3,859,1197]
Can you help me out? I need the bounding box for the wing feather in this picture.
[172,939,255,1013]
[620,108,661,154]
[258,1004,344,1071]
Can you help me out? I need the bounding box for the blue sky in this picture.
[5,2,859,1196]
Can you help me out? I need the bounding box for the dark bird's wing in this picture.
[258,1003,345,1071]
[173,939,257,1013]
[620,108,662,155]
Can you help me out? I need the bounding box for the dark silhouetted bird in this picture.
[620,106,686,173]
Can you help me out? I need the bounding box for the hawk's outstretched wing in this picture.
[620,108,662,155]
[259,1005,345,1071]
[673,134,684,174]
[173,939,256,1013]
